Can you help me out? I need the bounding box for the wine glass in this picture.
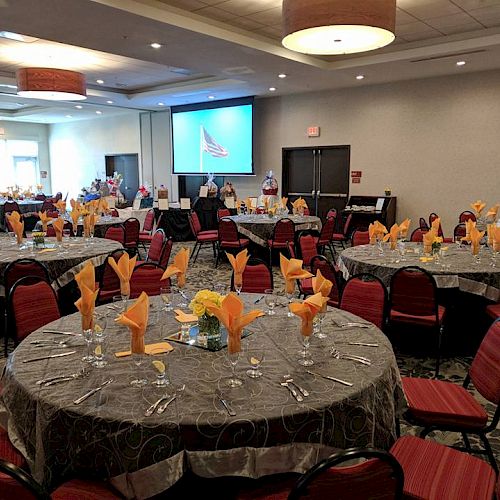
[284,289,294,317]
[177,288,189,308]
[227,351,242,387]
[121,292,130,310]
[160,286,172,311]
[112,295,125,313]
[234,281,243,295]
[246,350,264,378]
[82,328,94,363]
[92,315,108,368]
[298,333,313,366]
[314,310,327,339]
[130,354,148,387]
[264,289,276,315]
[150,348,170,387]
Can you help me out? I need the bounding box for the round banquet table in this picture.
[0,199,43,230]
[34,216,127,239]
[338,243,500,302]
[228,214,322,247]
[0,294,403,499]
[0,236,122,296]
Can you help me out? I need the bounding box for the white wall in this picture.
[48,113,141,200]
[0,120,51,192]
[253,70,500,235]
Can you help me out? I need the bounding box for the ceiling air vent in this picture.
[410,49,486,63]
[222,66,255,75]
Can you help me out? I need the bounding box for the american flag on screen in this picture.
[202,127,229,158]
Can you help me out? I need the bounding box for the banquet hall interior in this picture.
[0,0,499,498]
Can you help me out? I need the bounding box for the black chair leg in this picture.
[479,432,499,473]
[269,247,272,268]
[462,432,472,451]
[190,242,198,261]
[435,325,444,379]
[395,417,401,438]
[193,243,200,264]
[212,242,216,258]
[419,427,432,438]
[215,246,221,268]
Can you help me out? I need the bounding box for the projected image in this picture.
[172,103,253,175]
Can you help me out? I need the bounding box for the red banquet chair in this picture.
[459,210,477,223]
[189,212,218,264]
[130,263,169,299]
[401,319,500,473]
[123,217,140,254]
[485,302,500,322]
[267,218,295,266]
[159,237,173,268]
[351,229,370,247]
[216,218,249,267]
[389,266,446,378]
[40,200,55,213]
[230,258,273,294]
[141,229,165,265]
[409,228,427,242]
[326,208,337,219]
[340,274,387,330]
[330,213,352,253]
[312,216,336,258]
[110,209,119,217]
[45,221,74,237]
[3,200,20,214]
[97,249,127,304]
[453,223,466,242]
[419,217,430,231]
[104,224,125,245]
[4,212,25,234]
[138,209,156,250]
[297,233,318,268]
[217,208,231,220]
[299,255,341,307]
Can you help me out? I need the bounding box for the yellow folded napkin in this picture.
[289,292,327,336]
[383,223,400,250]
[38,248,57,253]
[491,225,500,252]
[312,269,332,312]
[174,309,198,323]
[204,293,264,354]
[6,212,23,244]
[419,256,434,263]
[55,200,66,212]
[292,197,307,210]
[280,254,313,294]
[471,200,486,215]
[399,218,411,238]
[70,209,80,233]
[53,217,65,242]
[431,217,441,234]
[115,291,149,354]
[108,253,137,297]
[38,211,51,232]
[226,249,249,289]
[487,204,499,219]
[162,247,189,288]
[115,341,173,358]
[281,197,288,209]
[461,219,477,243]
[469,226,485,256]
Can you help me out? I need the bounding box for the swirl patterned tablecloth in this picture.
[0,294,403,499]
[228,215,322,247]
[34,216,127,238]
[0,236,122,295]
[338,243,500,301]
[0,200,43,230]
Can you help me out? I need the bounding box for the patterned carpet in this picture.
[1,240,498,497]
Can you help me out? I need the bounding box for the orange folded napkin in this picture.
[6,212,24,244]
[98,197,109,214]
[244,197,252,209]
[70,198,81,211]
[487,224,494,246]
[70,209,80,233]
[75,261,96,292]
[38,248,57,253]
[162,247,189,288]
[174,309,198,323]
[204,293,264,354]
[38,211,51,232]
[226,249,249,289]
[115,291,149,354]
[373,220,388,241]
[469,226,485,256]
[399,218,411,239]
[471,200,486,215]
[108,253,137,297]
[114,341,173,358]
[55,200,66,212]
[419,256,434,263]
[82,215,90,238]
[487,204,499,219]
[289,292,327,336]
[280,254,313,294]
[53,217,65,242]
[281,197,288,209]
[292,198,307,211]
[423,229,441,254]
[491,225,500,252]
[431,217,441,234]
[383,223,400,250]
[263,197,269,210]
[461,219,477,243]
[74,262,98,331]
[368,223,377,244]
[312,269,332,312]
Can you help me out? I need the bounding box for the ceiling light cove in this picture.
[96,79,104,84]
[282,0,396,55]
[158,102,165,106]
[269,87,276,92]
[150,42,162,49]
[456,61,466,66]
[208,95,215,99]
[96,110,102,114]
[106,100,114,104]
[278,73,287,78]
[356,74,365,80]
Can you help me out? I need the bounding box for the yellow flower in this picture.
[190,301,206,317]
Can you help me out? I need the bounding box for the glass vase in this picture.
[198,314,221,351]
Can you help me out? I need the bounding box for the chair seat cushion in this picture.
[221,239,250,248]
[390,305,445,327]
[53,479,120,499]
[267,239,291,248]
[390,435,496,500]
[97,289,121,304]
[138,234,153,243]
[402,377,488,429]
[330,233,346,241]
[197,232,218,242]
[0,427,26,468]
[300,277,313,295]
[485,303,500,320]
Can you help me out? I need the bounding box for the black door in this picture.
[282,146,350,218]
[105,154,139,204]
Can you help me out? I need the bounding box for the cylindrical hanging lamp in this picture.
[16,67,87,100]
[282,0,397,55]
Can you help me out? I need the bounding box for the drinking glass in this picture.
[112,295,125,313]
[397,240,406,261]
[82,328,94,363]
[92,316,108,368]
[234,282,242,295]
[313,310,327,339]
[285,290,294,317]
[298,333,313,366]
[177,288,189,308]
[150,348,170,387]
[8,232,16,245]
[121,292,130,310]
[227,351,242,387]
[160,287,172,311]
[264,289,276,315]
[130,353,148,387]
[246,349,264,378]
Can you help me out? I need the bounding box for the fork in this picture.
[283,375,309,397]
[280,380,303,402]
[330,348,371,365]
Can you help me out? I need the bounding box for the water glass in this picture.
[160,287,172,311]
[82,328,94,363]
[112,295,125,313]
[8,232,16,245]
[92,316,108,368]
[150,348,170,387]
[246,350,264,378]
[264,289,276,315]
[298,333,313,366]
[285,290,294,317]
[313,311,327,339]
[227,351,243,388]
[130,353,148,387]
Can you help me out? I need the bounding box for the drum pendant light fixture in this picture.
[16,67,87,100]
[282,0,397,55]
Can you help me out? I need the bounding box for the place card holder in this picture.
[180,198,191,210]
[199,186,208,198]
[158,199,169,210]
[105,196,116,208]
[132,199,141,210]
[225,197,235,209]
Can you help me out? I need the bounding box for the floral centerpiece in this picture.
[190,289,224,338]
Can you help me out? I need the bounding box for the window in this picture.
[0,140,39,190]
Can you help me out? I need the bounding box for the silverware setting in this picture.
[346,342,379,347]
[254,295,265,304]
[280,380,303,402]
[145,393,171,417]
[73,378,114,405]
[332,321,371,328]
[306,370,353,387]
[216,389,236,416]
[330,348,371,365]
[41,372,84,386]
[30,339,70,348]
[23,351,76,363]
[43,329,82,336]
[157,385,185,414]
[282,375,309,398]
[36,368,88,386]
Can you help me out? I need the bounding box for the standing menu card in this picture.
[158,199,169,210]
[180,198,191,210]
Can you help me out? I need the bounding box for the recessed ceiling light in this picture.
[278,73,287,78]
[65,114,72,118]
[150,42,162,49]
[96,110,102,114]
[356,74,365,80]
[158,102,165,106]
[96,79,104,84]
[456,60,466,66]
[269,87,276,92]
[106,100,114,104]
[208,95,215,100]
[75,105,83,109]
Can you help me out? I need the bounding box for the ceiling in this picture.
[1,0,500,123]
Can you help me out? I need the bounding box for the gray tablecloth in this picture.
[34,217,127,239]
[228,215,322,247]
[0,200,43,230]
[0,294,403,499]
[338,243,500,301]
[0,237,122,296]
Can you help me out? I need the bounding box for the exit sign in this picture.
[307,126,320,137]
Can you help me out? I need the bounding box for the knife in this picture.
[23,351,76,363]
[254,295,265,304]
[216,391,236,416]
[43,329,81,336]
[347,342,379,347]
[73,378,114,405]
[306,370,353,387]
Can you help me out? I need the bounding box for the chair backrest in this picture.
[217,208,231,220]
[124,218,140,246]
[8,277,60,342]
[410,228,427,242]
[340,274,387,330]
[159,237,173,268]
[303,207,310,216]
[390,266,438,317]
[469,320,500,405]
[188,212,201,237]
[3,201,20,213]
[271,218,295,244]
[351,230,370,247]
[46,210,59,218]
[54,192,63,201]
[453,224,466,241]
[130,263,168,299]
[35,194,46,201]
[46,221,73,237]
[231,258,273,293]
[419,217,430,230]
[298,233,319,267]
[0,458,50,499]
[218,218,240,242]
[40,200,55,213]
[4,259,50,297]
[110,209,119,217]
[289,447,404,500]
[310,255,341,304]
[343,213,353,236]
[104,224,125,244]
[98,248,126,299]
[142,209,155,232]
[326,208,337,219]
[146,229,166,264]
[428,213,444,237]
[459,211,476,223]
[318,216,336,244]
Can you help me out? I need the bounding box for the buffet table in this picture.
[228,215,322,247]
[1,294,403,499]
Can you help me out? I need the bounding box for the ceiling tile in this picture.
[155,0,206,10]
[451,0,500,10]
[193,5,239,21]
[215,0,281,16]
[402,29,443,41]
[425,12,477,28]
[397,0,463,19]
[246,6,282,25]
[396,21,435,35]
[438,21,486,33]
[228,17,267,30]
